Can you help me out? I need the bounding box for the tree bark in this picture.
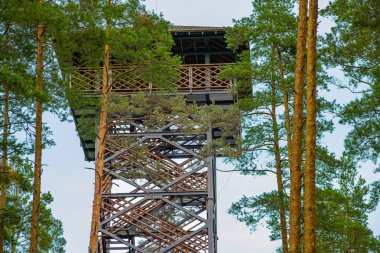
[29,1,44,251]
[0,87,9,253]
[271,47,289,253]
[88,4,111,251]
[276,47,292,159]
[290,1,308,253]
[304,0,318,252]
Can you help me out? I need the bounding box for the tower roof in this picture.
[170,25,226,33]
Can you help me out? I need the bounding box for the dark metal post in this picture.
[207,129,216,253]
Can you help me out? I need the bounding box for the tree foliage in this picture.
[2,157,65,253]
[229,150,380,252]
[0,0,76,251]
[0,143,66,253]
[322,0,380,164]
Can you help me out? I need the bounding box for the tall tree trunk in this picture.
[10,189,21,253]
[88,3,111,251]
[276,47,292,158]
[271,47,289,253]
[0,87,9,253]
[290,1,308,253]
[29,1,45,251]
[304,0,318,252]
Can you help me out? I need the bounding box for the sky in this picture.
[41,1,379,253]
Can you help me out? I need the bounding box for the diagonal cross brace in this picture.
[158,197,206,223]
[103,167,150,193]
[100,197,149,226]
[159,136,206,161]
[104,136,147,163]
[158,226,207,253]
[161,162,206,191]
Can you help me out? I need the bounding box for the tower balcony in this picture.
[69,63,234,95]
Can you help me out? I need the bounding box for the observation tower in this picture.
[70,26,241,253]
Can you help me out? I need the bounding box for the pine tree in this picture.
[289,1,308,252]
[0,1,74,251]
[1,0,82,252]
[322,0,379,166]
[29,0,45,251]
[270,46,289,253]
[88,0,111,250]
[304,0,318,252]
[0,1,36,251]
[221,1,298,251]
[0,86,9,253]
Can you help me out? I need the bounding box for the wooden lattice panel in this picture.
[71,64,232,94]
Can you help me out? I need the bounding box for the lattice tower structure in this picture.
[71,26,238,253]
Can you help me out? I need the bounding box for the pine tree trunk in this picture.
[276,47,292,158]
[0,87,9,253]
[29,1,44,251]
[271,47,289,253]
[10,191,21,253]
[304,0,318,252]
[290,1,308,253]
[88,8,111,252]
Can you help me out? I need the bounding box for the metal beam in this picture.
[103,168,150,193]
[207,129,216,253]
[102,191,208,198]
[159,136,205,160]
[158,226,207,253]
[104,136,146,163]
[161,162,206,191]
[159,197,207,223]
[100,197,150,226]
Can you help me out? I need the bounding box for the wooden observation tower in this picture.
[71,26,239,253]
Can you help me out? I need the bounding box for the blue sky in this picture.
[41,1,379,252]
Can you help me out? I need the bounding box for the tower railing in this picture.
[70,64,233,94]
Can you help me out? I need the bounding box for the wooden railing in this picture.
[70,64,233,94]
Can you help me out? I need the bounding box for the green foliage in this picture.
[108,93,239,137]
[64,0,180,85]
[340,85,380,163]
[0,3,78,184]
[0,1,78,251]
[221,0,298,178]
[229,151,380,251]
[1,0,76,120]
[321,0,380,165]
[65,0,182,149]
[316,157,380,253]
[321,0,379,88]
[220,0,297,106]
[1,155,66,253]
[229,190,289,238]
[223,0,335,176]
